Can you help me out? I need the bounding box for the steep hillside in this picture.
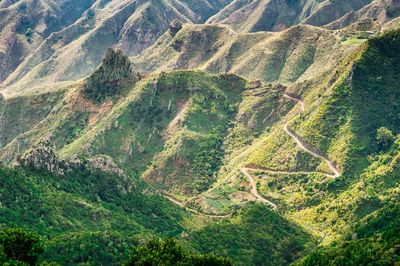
[207,0,400,32]
[0,145,315,265]
[221,26,400,242]
[0,53,249,199]
[0,0,95,83]
[1,3,400,265]
[0,0,231,95]
[296,202,400,265]
[132,22,363,94]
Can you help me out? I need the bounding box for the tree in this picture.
[376,127,395,150]
[0,228,44,265]
[123,238,231,266]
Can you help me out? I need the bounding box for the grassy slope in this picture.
[275,28,400,239]
[194,26,400,245]
[295,201,400,266]
[132,23,360,97]
[207,0,398,32]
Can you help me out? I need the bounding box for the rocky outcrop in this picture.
[17,139,66,174]
[87,48,133,84]
[86,156,127,178]
[16,139,127,178]
[84,48,132,102]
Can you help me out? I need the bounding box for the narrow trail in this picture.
[162,192,231,219]
[282,92,340,178]
[164,91,340,214]
[240,167,278,209]
[239,91,341,210]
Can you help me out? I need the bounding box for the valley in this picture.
[1,0,400,265]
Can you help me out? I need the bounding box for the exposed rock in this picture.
[87,156,127,178]
[17,139,66,175]
[247,80,263,89]
[169,20,183,36]
[16,139,127,178]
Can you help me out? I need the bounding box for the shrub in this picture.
[376,127,395,150]
[0,228,44,265]
[123,238,231,266]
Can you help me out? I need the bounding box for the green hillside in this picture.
[1,2,400,265]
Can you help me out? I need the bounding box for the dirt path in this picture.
[240,167,278,209]
[162,192,231,219]
[283,93,340,178]
[283,93,305,111]
[165,91,339,214]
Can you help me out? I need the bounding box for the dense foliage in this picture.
[187,204,314,266]
[0,165,185,265]
[0,228,44,265]
[124,238,232,266]
[296,203,400,266]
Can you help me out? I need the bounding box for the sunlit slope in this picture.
[0,0,231,94]
[207,0,400,32]
[132,23,361,89]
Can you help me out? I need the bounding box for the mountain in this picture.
[0,68,315,265]
[0,0,231,94]
[207,0,400,32]
[131,21,370,89]
[1,1,400,265]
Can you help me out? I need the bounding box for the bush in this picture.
[0,228,44,265]
[123,238,231,266]
[376,127,395,150]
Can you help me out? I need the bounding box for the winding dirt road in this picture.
[238,91,341,210]
[282,93,340,178]
[164,91,340,214]
[240,167,278,209]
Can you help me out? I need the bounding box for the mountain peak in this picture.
[87,48,133,84]
[84,48,133,102]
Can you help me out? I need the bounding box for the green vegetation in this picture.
[296,203,400,266]
[186,204,314,266]
[1,9,400,265]
[0,228,44,265]
[84,48,133,102]
[376,127,395,151]
[0,163,186,264]
[124,238,232,266]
